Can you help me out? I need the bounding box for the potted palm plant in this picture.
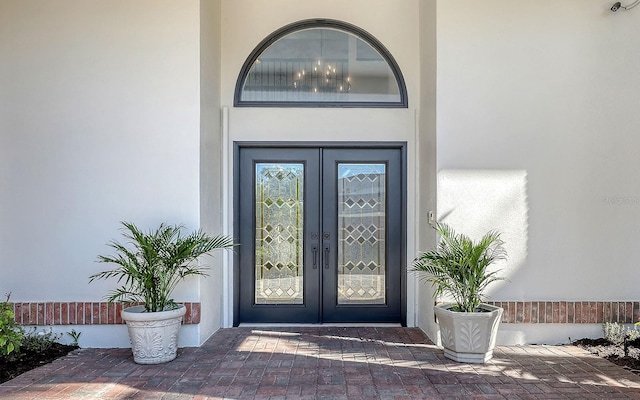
[412,222,507,363]
[90,221,234,364]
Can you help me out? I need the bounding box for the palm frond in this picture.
[412,222,507,312]
[90,221,236,312]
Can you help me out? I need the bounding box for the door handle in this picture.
[323,243,330,269]
[311,244,318,269]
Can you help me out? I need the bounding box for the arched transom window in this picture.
[234,19,408,108]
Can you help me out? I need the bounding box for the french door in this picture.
[236,146,404,324]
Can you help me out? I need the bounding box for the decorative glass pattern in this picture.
[337,164,386,304]
[255,164,304,304]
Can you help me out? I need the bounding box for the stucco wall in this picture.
[199,0,225,346]
[3,0,632,348]
[0,0,203,347]
[417,0,439,341]
[219,0,426,328]
[0,0,431,347]
[437,0,640,343]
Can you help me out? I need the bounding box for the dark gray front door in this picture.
[236,146,403,324]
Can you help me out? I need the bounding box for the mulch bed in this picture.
[572,337,640,374]
[0,343,78,385]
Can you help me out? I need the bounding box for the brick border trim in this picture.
[8,302,201,325]
[8,301,640,326]
[486,301,640,324]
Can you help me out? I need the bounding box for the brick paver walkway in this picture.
[1,327,640,399]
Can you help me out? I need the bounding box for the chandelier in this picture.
[293,60,351,94]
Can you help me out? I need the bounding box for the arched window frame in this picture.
[234,19,408,108]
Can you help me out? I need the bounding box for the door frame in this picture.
[233,141,407,326]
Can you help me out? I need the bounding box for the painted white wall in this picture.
[21,324,199,349]
[220,0,420,108]
[0,0,427,347]
[0,0,203,347]
[417,0,439,342]
[199,0,226,345]
[4,0,631,348]
[437,0,640,343]
[220,0,423,327]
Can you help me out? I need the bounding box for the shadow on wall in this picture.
[437,169,529,298]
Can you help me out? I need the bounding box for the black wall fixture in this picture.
[611,0,639,12]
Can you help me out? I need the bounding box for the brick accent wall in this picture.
[486,301,640,324]
[8,302,201,325]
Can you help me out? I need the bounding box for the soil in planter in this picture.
[572,337,640,374]
[0,343,78,385]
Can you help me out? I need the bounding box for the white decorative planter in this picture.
[121,305,186,364]
[435,303,503,363]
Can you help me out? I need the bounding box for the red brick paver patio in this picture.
[1,327,639,399]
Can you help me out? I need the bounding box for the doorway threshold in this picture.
[238,323,402,327]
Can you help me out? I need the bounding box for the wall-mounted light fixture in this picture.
[611,0,640,11]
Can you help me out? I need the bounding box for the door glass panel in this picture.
[337,164,386,304]
[255,164,304,304]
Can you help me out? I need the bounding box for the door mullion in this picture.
[317,148,324,323]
